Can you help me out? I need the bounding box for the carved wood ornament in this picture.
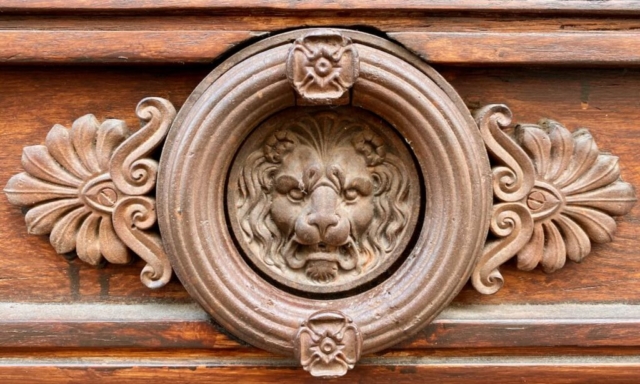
[3,29,636,378]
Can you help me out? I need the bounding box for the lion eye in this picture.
[288,188,305,201]
[344,188,359,202]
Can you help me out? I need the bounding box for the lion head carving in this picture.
[230,108,420,291]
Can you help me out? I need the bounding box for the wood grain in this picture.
[3,30,640,64]
[2,303,640,350]
[2,65,640,305]
[1,0,640,14]
[0,354,638,384]
[0,31,264,63]
[390,31,640,65]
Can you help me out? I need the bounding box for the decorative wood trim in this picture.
[2,303,640,350]
[0,31,264,64]
[1,0,640,14]
[472,105,636,295]
[0,357,639,384]
[390,32,640,65]
[2,31,640,65]
[3,98,177,289]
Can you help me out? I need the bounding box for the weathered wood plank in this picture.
[0,355,639,383]
[4,30,640,65]
[2,303,640,349]
[0,31,264,63]
[1,0,640,14]
[390,31,640,65]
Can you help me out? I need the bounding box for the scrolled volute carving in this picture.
[473,104,636,294]
[3,97,176,289]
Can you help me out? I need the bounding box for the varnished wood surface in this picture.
[2,5,640,378]
[2,303,640,350]
[3,17,640,64]
[1,0,640,14]
[2,65,639,305]
[0,352,639,384]
[0,30,264,64]
[391,31,640,65]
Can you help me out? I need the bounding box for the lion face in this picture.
[228,107,420,293]
[270,144,376,282]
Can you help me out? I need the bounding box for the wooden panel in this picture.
[390,32,640,65]
[0,65,208,303]
[1,65,639,305]
[0,31,263,64]
[2,303,640,350]
[3,29,640,65]
[0,354,639,384]
[1,0,639,13]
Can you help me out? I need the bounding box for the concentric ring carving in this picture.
[157,28,491,364]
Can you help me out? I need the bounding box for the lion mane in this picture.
[235,111,412,273]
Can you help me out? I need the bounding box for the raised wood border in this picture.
[1,0,640,13]
[0,355,639,383]
[2,303,639,349]
[1,30,640,65]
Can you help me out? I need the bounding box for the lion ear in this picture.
[352,130,386,166]
[264,130,295,163]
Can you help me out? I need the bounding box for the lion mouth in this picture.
[282,238,360,283]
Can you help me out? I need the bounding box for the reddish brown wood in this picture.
[391,32,640,65]
[2,303,639,350]
[0,31,263,63]
[1,4,640,380]
[0,354,638,384]
[1,0,640,13]
[4,30,640,65]
[2,66,640,305]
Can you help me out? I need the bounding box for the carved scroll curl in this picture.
[110,97,175,196]
[113,196,171,289]
[472,202,533,294]
[473,104,636,294]
[3,97,176,289]
[475,104,535,203]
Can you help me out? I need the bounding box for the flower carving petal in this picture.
[287,30,359,103]
[295,310,362,378]
[4,97,176,289]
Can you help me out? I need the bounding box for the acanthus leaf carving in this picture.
[473,104,637,294]
[3,97,176,289]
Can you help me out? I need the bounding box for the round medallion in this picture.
[227,106,421,293]
[157,29,491,365]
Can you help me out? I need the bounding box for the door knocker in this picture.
[4,29,635,378]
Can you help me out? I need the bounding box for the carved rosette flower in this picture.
[4,97,176,288]
[295,311,362,378]
[5,116,131,265]
[515,120,636,272]
[287,30,359,103]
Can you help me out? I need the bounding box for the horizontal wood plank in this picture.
[390,31,640,64]
[4,30,640,65]
[0,355,639,383]
[2,303,640,349]
[1,0,640,14]
[0,31,264,63]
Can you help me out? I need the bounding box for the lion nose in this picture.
[307,213,340,236]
